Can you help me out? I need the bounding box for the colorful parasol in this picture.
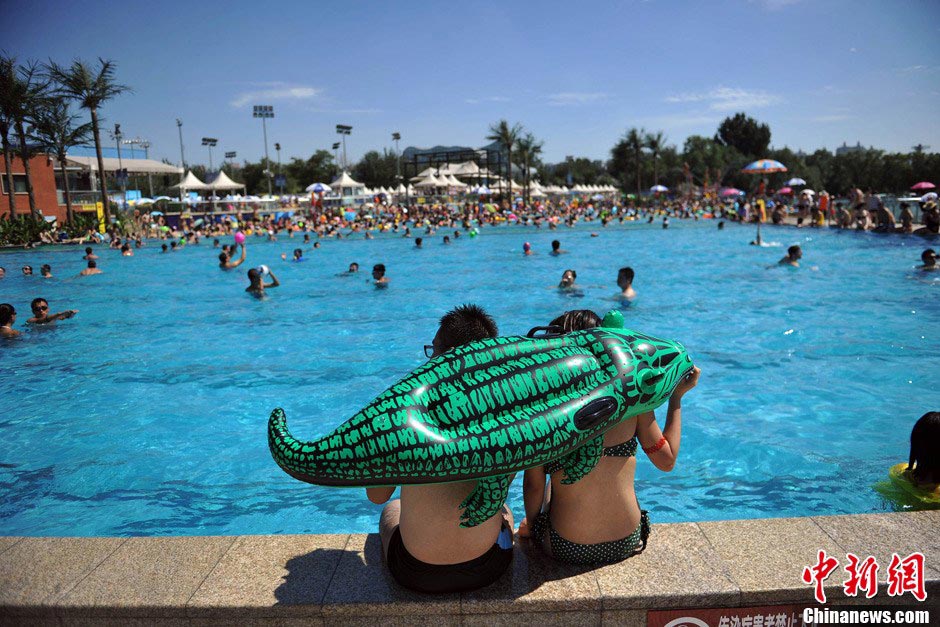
[741,159,787,174]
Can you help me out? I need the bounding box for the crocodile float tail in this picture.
[267,407,350,486]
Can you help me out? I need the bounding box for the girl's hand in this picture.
[673,366,701,399]
[517,517,530,538]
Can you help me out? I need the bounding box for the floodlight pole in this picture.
[254,105,274,195]
[111,124,126,209]
[262,117,272,194]
[176,119,186,200]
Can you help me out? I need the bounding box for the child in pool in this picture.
[874,411,940,510]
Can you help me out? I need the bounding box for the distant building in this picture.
[836,141,865,156]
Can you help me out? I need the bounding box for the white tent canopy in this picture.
[169,171,209,190]
[207,170,245,191]
[331,171,365,188]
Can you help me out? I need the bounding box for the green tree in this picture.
[645,130,666,185]
[352,150,398,190]
[284,149,336,193]
[515,132,543,205]
[1,58,48,217]
[609,127,646,194]
[46,58,129,223]
[715,113,771,158]
[486,120,523,195]
[29,99,93,223]
[0,56,19,216]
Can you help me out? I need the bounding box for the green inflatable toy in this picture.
[268,310,694,526]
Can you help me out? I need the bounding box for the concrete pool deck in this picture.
[1,510,937,625]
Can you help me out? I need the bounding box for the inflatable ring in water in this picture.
[873,463,940,510]
[268,310,694,527]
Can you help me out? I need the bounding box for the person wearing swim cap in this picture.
[368,304,514,593]
[220,242,247,270]
[523,242,532,256]
[245,266,279,297]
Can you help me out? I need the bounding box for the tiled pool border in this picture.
[1,511,937,625]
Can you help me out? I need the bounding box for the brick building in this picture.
[0,152,69,221]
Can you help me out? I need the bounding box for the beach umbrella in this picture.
[800,189,816,196]
[741,159,787,174]
[720,188,745,197]
[786,177,806,186]
[474,186,492,195]
[777,187,793,195]
[921,192,938,202]
[150,210,164,216]
[153,196,172,202]
[911,181,935,191]
[306,182,332,193]
[650,184,668,192]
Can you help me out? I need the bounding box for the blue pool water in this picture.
[0,221,937,536]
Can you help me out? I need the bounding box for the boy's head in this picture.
[551,239,560,251]
[788,245,802,260]
[431,304,498,356]
[617,266,635,288]
[372,263,386,279]
[0,303,15,326]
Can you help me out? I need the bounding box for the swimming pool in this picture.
[1,220,937,536]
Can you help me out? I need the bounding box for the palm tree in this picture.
[624,127,646,197]
[0,56,18,216]
[645,131,666,186]
[29,100,92,223]
[515,132,543,206]
[46,58,129,223]
[486,120,522,198]
[1,58,47,217]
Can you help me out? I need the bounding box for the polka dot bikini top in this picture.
[544,436,638,476]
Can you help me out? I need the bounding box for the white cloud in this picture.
[546,92,607,106]
[665,86,781,111]
[230,84,321,108]
[465,96,511,104]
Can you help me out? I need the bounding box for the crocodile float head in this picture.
[268,310,693,526]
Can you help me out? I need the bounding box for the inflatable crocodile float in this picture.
[268,310,693,526]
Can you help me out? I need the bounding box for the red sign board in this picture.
[648,604,807,627]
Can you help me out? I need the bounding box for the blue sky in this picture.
[4,0,939,167]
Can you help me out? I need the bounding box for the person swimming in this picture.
[372,263,389,287]
[281,248,305,262]
[26,298,78,325]
[920,249,937,271]
[245,266,280,297]
[778,245,802,267]
[0,303,20,338]
[550,240,567,255]
[558,269,577,289]
[220,243,247,270]
[617,267,637,300]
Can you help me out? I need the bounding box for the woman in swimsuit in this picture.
[518,309,700,564]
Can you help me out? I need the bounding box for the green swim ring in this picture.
[267,310,694,526]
